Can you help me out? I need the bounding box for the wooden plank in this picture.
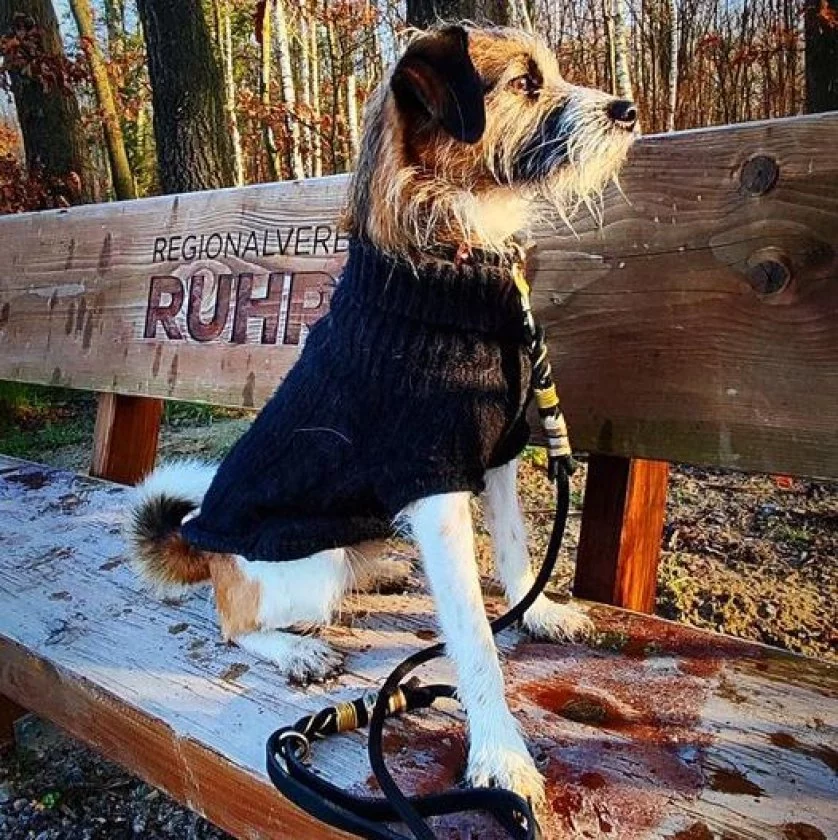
[574,456,670,612]
[0,114,837,476]
[0,456,836,839]
[0,694,25,748]
[90,393,163,484]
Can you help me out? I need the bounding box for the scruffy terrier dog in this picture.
[129,25,636,804]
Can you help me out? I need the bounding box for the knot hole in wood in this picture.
[740,155,780,196]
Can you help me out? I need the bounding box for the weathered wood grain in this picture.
[1,456,836,840]
[574,456,670,612]
[0,113,836,476]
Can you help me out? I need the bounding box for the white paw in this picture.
[523,596,593,642]
[467,737,545,807]
[284,635,345,684]
[235,631,344,684]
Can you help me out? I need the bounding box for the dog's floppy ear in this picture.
[390,26,485,143]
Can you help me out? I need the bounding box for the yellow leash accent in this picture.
[513,259,575,475]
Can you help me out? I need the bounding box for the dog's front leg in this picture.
[483,459,593,640]
[406,492,544,805]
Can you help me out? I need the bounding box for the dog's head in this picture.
[346,25,637,256]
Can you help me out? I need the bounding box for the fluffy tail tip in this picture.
[129,482,211,595]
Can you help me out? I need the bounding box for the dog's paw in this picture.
[285,636,345,684]
[523,596,593,642]
[235,631,344,684]
[467,739,545,808]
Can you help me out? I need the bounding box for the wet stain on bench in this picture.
[242,371,256,407]
[65,300,75,334]
[508,623,721,838]
[220,662,250,682]
[98,232,113,271]
[708,767,764,796]
[768,731,838,773]
[6,470,50,490]
[782,823,827,840]
[364,725,467,798]
[99,558,123,571]
[668,822,713,840]
[167,354,179,392]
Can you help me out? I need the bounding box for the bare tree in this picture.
[346,68,360,163]
[406,0,510,26]
[214,0,244,185]
[309,12,322,177]
[275,0,304,179]
[68,0,136,199]
[666,0,679,130]
[0,0,93,203]
[297,6,312,176]
[612,0,634,99]
[258,0,280,180]
[136,0,236,192]
[805,0,838,112]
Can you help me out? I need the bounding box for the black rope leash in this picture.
[267,262,576,840]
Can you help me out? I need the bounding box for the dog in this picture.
[128,24,636,805]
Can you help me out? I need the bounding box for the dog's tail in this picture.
[127,460,217,595]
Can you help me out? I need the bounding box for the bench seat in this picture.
[1,455,835,839]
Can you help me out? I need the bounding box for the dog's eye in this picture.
[509,74,540,96]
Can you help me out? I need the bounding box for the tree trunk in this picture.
[274,0,304,180]
[298,9,312,177]
[604,0,617,94]
[103,0,125,55]
[346,69,359,164]
[69,0,136,200]
[612,0,634,100]
[259,0,280,181]
[406,0,510,27]
[0,0,93,204]
[515,0,534,32]
[136,0,236,193]
[309,16,322,177]
[805,0,838,112]
[666,0,679,130]
[216,0,244,185]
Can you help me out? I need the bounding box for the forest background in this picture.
[0,0,836,214]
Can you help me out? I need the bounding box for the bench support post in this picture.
[0,695,26,749]
[91,394,164,485]
[573,455,669,613]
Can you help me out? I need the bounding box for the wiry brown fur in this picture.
[129,494,211,591]
[345,25,635,256]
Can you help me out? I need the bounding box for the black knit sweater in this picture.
[181,240,533,562]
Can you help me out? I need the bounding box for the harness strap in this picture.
[266,256,573,840]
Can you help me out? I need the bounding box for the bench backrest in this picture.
[1,113,836,478]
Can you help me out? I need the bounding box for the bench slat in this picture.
[1,456,835,839]
[1,113,837,477]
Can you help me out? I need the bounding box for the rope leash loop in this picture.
[267,256,572,840]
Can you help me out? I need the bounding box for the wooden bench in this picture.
[1,112,837,839]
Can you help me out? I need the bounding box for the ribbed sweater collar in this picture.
[338,239,525,337]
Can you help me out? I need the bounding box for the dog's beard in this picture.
[490,90,636,230]
[538,98,636,226]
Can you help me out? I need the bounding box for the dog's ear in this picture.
[390,26,485,143]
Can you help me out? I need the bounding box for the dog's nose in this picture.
[607,99,638,130]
